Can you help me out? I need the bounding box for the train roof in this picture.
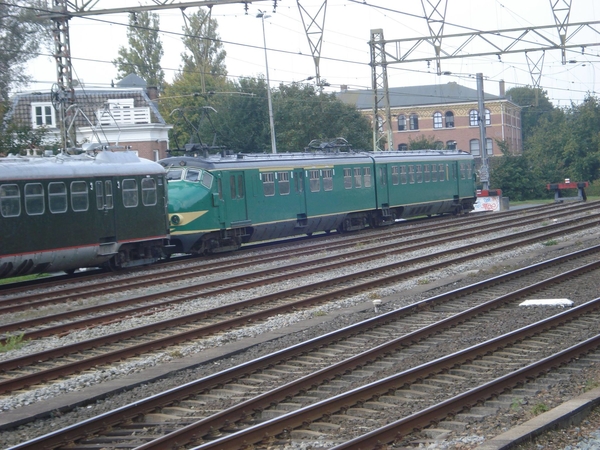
[0,151,165,182]
[159,150,473,171]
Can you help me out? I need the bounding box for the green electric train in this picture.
[160,149,477,255]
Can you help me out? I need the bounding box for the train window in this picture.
[237,175,244,198]
[142,178,157,206]
[323,169,333,191]
[294,171,304,193]
[105,181,114,209]
[25,183,45,215]
[186,170,200,182]
[363,167,372,188]
[230,175,236,199]
[353,168,362,188]
[379,167,387,186]
[48,182,67,213]
[278,172,290,195]
[122,179,138,208]
[424,165,430,183]
[431,165,438,182]
[309,170,321,192]
[439,164,445,182]
[166,169,183,181]
[262,172,275,196]
[391,166,399,185]
[70,181,89,212]
[96,181,104,210]
[201,171,214,189]
[343,168,352,189]
[400,166,408,184]
[0,184,20,217]
[416,165,423,183]
[217,178,223,200]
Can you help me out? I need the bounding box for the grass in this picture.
[0,273,51,286]
[0,333,27,352]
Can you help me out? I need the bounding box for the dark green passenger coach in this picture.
[160,150,477,255]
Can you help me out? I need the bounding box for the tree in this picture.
[180,8,227,92]
[408,135,442,150]
[505,86,554,139]
[0,0,51,103]
[113,11,165,90]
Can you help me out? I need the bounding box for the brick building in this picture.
[337,81,522,157]
[4,74,172,161]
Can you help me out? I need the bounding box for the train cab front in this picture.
[162,161,219,254]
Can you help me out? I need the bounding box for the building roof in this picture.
[337,82,503,110]
[5,87,167,128]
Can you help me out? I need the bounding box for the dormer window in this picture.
[31,103,56,128]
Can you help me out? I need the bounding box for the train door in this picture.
[225,171,248,226]
[375,164,389,207]
[292,168,307,220]
[94,178,117,251]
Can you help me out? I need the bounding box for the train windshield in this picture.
[165,167,213,189]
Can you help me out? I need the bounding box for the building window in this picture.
[469,110,479,126]
[376,115,384,132]
[470,139,480,156]
[433,112,443,129]
[398,143,408,151]
[31,103,55,128]
[485,108,491,125]
[445,111,454,128]
[398,114,406,131]
[446,140,457,150]
[409,114,419,130]
[486,138,493,155]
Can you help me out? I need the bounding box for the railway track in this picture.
[0,206,598,403]
[7,243,600,449]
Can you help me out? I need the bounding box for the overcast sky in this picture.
[23,0,600,106]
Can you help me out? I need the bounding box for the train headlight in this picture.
[171,215,181,225]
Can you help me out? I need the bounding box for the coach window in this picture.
[229,175,237,199]
[217,178,223,200]
[105,181,114,209]
[409,114,419,130]
[398,114,406,131]
[309,170,321,192]
[431,165,438,182]
[416,165,423,183]
[25,183,45,215]
[294,171,304,193]
[433,112,443,129]
[469,109,479,126]
[470,139,480,156]
[424,165,430,183]
[400,166,408,184]
[323,169,333,191]
[391,166,399,185]
[71,181,89,212]
[439,164,446,182]
[379,167,387,186]
[121,179,138,208]
[278,172,290,195]
[142,178,157,206]
[262,172,275,196]
[96,181,104,210]
[353,167,362,188]
[343,168,352,189]
[445,111,454,128]
[408,165,415,184]
[48,182,67,213]
[363,167,372,188]
[0,184,20,217]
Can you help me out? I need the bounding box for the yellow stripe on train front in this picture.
[169,210,208,227]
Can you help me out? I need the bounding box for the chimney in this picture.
[147,86,158,100]
[340,84,348,92]
[499,80,505,97]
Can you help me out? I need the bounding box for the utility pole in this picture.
[476,73,489,190]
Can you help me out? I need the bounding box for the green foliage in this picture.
[0,333,27,353]
[506,86,554,138]
[408,135,443,150]
[0,122,59,156]
[113,11,165,91]
[180,9,227,77]
[0,1,52,103]
[531,403,549,415]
